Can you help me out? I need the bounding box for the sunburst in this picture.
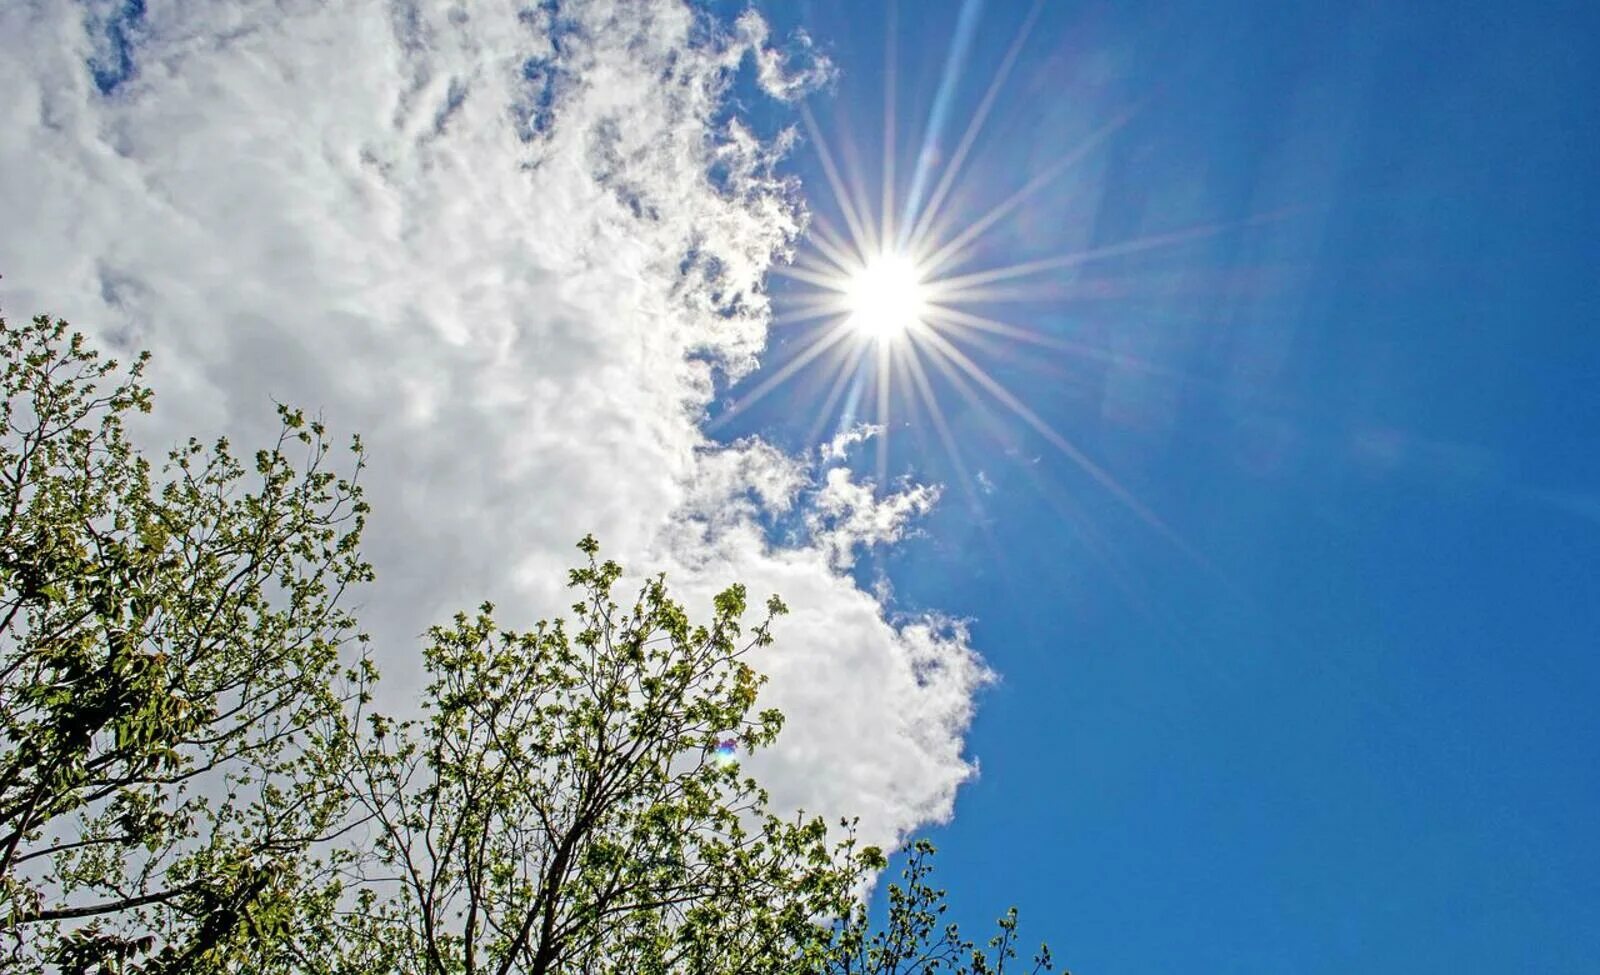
[716,1,1275,561]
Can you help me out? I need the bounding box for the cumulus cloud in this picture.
[0,0,984,846]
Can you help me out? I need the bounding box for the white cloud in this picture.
[0,0,984,847]
[733,8,837,102]
[808,467,941,571]
[822,421,883,461]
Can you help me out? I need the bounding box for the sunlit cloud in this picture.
[0,0,995,852]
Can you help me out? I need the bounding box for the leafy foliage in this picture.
[0,307,1051,974]
[331,540,874,975]
[0,311,373,972]
[817,840,1053,975]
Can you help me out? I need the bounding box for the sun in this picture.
[845,251,928,341]
[716,6,1257,563]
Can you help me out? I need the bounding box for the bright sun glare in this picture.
[718,3,1265,561]
[845,252,927,341]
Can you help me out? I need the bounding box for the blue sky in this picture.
[2,0,1594,970]
[718,1,1600,970]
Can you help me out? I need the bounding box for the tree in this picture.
[817,840,1054,975]
[0,305,1050,974]
[325,541,1054,975]
[0,310,374,972]
[323,541,870,975]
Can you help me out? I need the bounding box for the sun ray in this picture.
[901,0,985,242]
[709,320,857,431]
[915,326,1206,565]
[803,234,857,279]
[807,342,871,447]
[804,215,867,278]
[840,356,870,430]
[874,338,894,483]
[1022,460,1164,622]
[881,0,898,249]
[916,105,1142,276]
[772,304,853,330]
[904,0,1045,255]
[919,275,1145,304]
[898,342,1039,638]
[901,339,984,512]
[927,304,1271,406]
[772,263,857,291]
[922,306,1187,381]
[801,103,875,264]
[788,245,853,280]
[935,210,1292,293]
[774,290,852,315]
[835,122,886,259]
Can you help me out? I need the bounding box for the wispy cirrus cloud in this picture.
[0,0,987,846]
